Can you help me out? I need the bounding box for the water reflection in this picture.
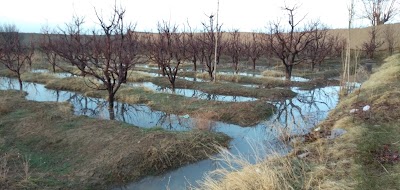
[128,82,257,102]
[117,87,340,190]
[0,77,193,131]
[270,86,339,135]
[0,77,339,190]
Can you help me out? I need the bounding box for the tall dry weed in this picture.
[193,143,308,190]
[262,70,285,78]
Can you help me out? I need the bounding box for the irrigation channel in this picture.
[0,71,339,189]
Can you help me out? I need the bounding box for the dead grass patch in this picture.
[21,72,58,84]
[126,70,153,82]
[0,90,230,189]
[192,111,220,131]
[197,54,400,190]
[195,146,311,190]
[261,69,285,78]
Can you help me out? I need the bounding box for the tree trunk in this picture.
[252,59,256,70]
[171,83,175,93]
[234,61,239,74]
[208,69,214,80]
[193,57,197,72]
[108,91,115,120]
[170,76,176,91]
[285,65,293,81]
[17,73,23,91]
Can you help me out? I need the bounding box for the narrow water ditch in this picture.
[33,69,257,102]
[0,75,339,189]
[123,86,339,190]
[128,82,257,102]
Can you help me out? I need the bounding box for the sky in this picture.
[0,0,379,33]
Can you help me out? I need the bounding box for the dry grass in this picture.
[197,54,400,190]
[126,70,153,82]
[192,111,220,131]
[328,23,400,51]
[302,54,400,189]
[195,144,310,190]
[261,69,286,78]
[21,72,59,84]
[0,90,230,189]
[45,77,105,97]
[195,72,242,82]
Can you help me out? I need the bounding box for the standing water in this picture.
[0,76,339,189]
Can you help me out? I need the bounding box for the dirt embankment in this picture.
[0,90,230,189]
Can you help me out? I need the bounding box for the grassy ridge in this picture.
[196,54,400,189]
[0,90,230,189]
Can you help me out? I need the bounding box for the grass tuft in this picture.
[196,53,400,190]
[261,69,285,78]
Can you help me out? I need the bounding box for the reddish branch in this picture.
[146,22,188,90]
[226,29,243,73]
[48,5,140,120]
[0,24,34,90]
[304,24,337,71]
[244,32,263,70]
[267,5,316,80]
[199,16,223,80]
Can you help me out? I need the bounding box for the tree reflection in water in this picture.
[269,86,339,135]
[1,76,338,135]
[66,94,106,118]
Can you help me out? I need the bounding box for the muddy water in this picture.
[0,76,339,190]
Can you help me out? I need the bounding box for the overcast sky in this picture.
[0,0,379,33]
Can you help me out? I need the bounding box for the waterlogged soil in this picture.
[119,86,340,189]
[0,69,340,189]
[6,69,277,126]
[149,77,297,101]
[0,90,230,189]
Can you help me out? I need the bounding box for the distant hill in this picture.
[328,23,400,50]
[19,23,400,51]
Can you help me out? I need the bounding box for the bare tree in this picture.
[147,22,187,90]
[199,15,223,80]
[226,29,243,73]
[52,16,89,76]
[0,24,34,90]
[244,32,263,70]
[303,23,336,71]
[362,26,384,58]
[267,5,316,80]
[50,5,141,120]
[384,24,397,55]
[362,0,399,26]
[331,36,347,58]
[40,26,58,72]
[186,22,201,72]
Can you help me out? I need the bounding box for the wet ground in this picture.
[0,69,339,189]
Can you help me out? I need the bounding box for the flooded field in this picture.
[0,72,339,189]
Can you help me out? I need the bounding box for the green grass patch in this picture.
[356,123,400,190]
